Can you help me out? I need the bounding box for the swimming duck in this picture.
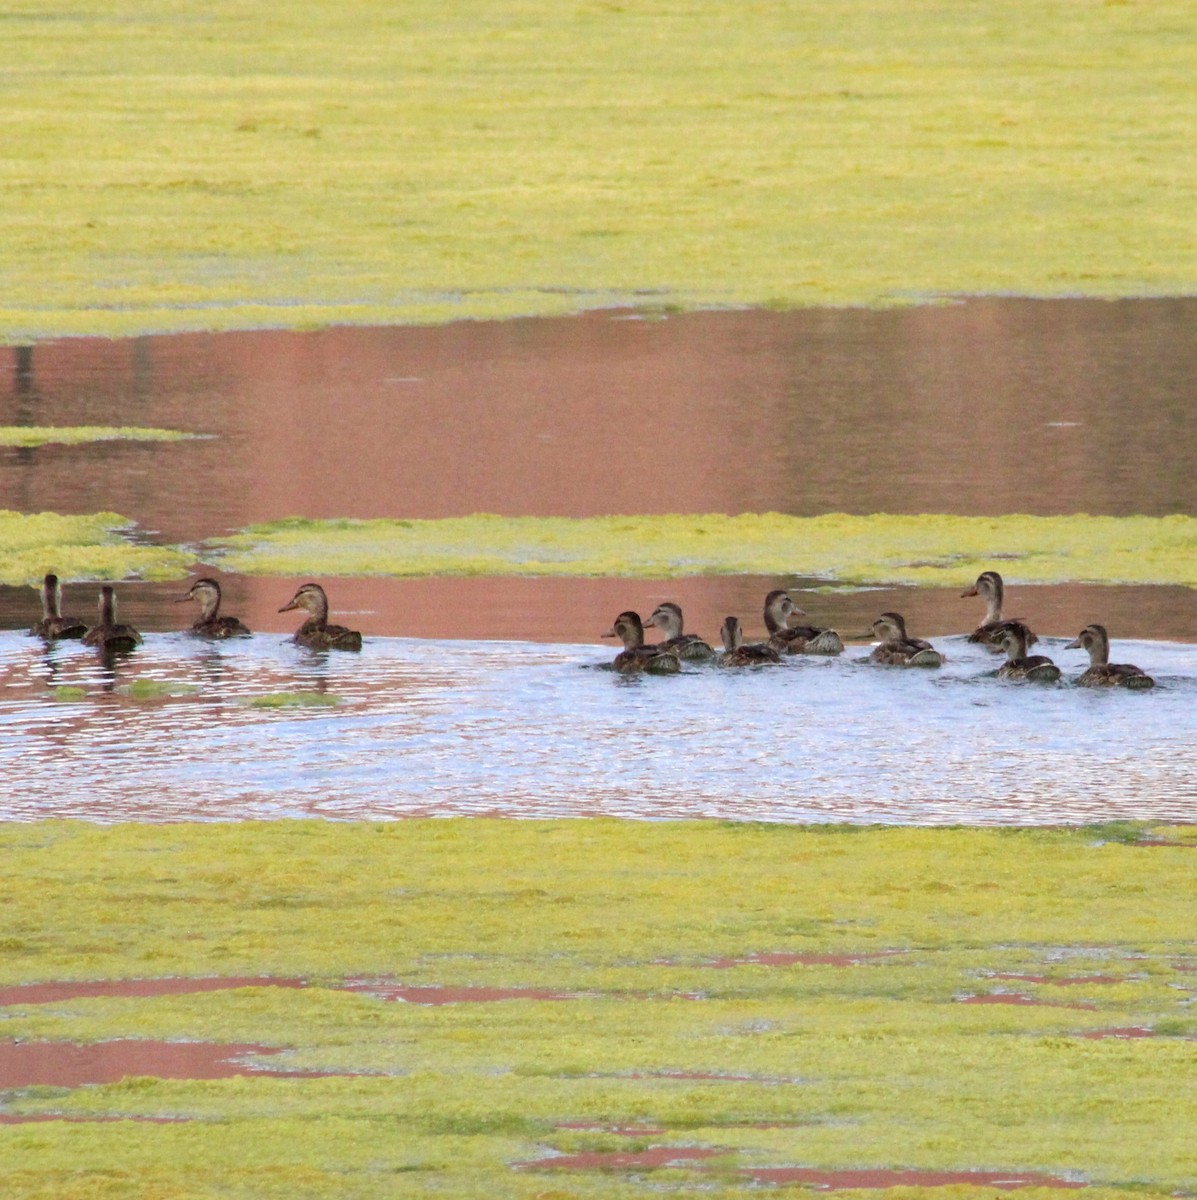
[81,585,142,653]
[643,602,715,661]
[995,622,1061,682]
[762,589,844,656]
[176,577,251,639]
[718,616,781,666]
[601,610,681,674]
[30,573,87,640]
[278,583,362,651]
[1065,624,1155,689]
[961,570,1039,652]
[865,612,943,667]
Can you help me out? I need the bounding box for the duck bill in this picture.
[960,586,979,598]
[600,628,617,639]
[278,600,300,613]
[1063,636,1083,650]
[172,595,193,604]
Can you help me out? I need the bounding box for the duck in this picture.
[961,570,1039,652]
[865,612,943,667]
[278,583,362,651]
[176,577,251,639]
[30,573,87,640]
[642,602,715,661]
[718,616,781,666]
[601,610,681,674]
[995,621,1061,682]
[1065,624,1155,689]
[762,589,844,656]
[81,585,142,653]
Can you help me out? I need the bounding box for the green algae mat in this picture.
[0,510,191,586]
[2,820,1195,1199]
[209,512,1197,588]
[3,1,1197,341]
[12,510,1197,590]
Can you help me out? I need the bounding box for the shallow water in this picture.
[2,629,1193,824]
[3,299,1197,823]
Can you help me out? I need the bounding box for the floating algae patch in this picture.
[116,679,199,702]
[0,427,196,448]
[245,692,340,709]
[0,510,191,586]
[208,513,1197,587]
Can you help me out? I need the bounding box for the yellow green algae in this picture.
[1,821,1196,1199]
[0,427,195,448]
[3,1,1197,342]
[209,512,1197,587]
[245,691,340,709]
[0,510,190,586]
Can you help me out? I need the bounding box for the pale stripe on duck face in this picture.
[995,621,1060,683]
[600,609,680,673]
[962,569,1039,651]
[643,602,714,661]
[278,582,362,650]
[762,589,843,656]
[1065,624,1155,689]
[866,611,943,668]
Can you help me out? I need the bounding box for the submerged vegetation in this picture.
[3,1,1197,340]
[0,510,192,586]
[210,512,1197,587]
[0,820,1195,1198]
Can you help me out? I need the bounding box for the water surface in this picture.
[2,630,1193,824]
[3,299,1196,823]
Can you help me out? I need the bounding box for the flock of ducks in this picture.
[28,568,1156,690]
[29,575,362,652]
[602,572,1156,689]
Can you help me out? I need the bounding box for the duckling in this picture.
[30,573,87,640]
[762,589,844,656]
[81,585,142,653]
[865,612,943,668]
[718,616,781,666]
[643,602,715,661]
[961,570,1039,652]
[278,583,362,651]
[995,621,1061,682]
[1065,624,1155,689]
[601,610,681,674]
[175,577,251,639]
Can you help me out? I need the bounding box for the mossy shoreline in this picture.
[1,820,1194,1198]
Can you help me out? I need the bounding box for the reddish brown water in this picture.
[0,1039,335,1087]
[4,299,1197,643]
[958,993,1097,1010]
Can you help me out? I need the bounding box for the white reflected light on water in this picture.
[2,632,1196,825]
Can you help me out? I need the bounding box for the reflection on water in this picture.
[2,299,1197,551]
[2,631,1194,825]
[3,300,1197,824]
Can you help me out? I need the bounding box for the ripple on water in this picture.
[1,632,1196,824]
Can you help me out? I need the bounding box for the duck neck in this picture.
[1085,631,1110,667]
[99,588,117,626]
[196,590,221,622]
[721,619,742,652]
[41,581,60,620]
